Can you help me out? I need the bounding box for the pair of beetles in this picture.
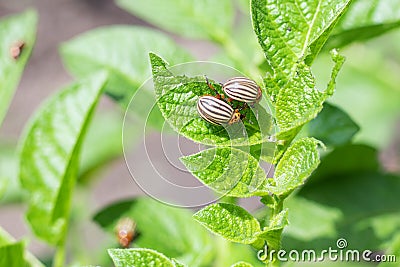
[197,77,262,125]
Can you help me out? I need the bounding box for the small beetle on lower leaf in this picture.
[197,95,241,125]
[10,40,25,60]
[115,217,137,248]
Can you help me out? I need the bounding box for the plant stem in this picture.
[267,259,281,267]
[264,196,284,267]
[53,235,66,267]
[220,195,237,204]
[273,196,284,216]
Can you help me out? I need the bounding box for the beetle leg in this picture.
[205,76,217,92]
[237,103,249,112]
[205,75,224,99]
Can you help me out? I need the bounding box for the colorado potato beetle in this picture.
[115,217,136,248]
[10,41,25,60]
[197,95,241,125]
[223,77,262,104]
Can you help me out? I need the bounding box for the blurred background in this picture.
[0,0,399,266]
[0,0,237,262]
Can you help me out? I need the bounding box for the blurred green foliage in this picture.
[0,0,399,266]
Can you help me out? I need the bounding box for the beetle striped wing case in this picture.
[223,77,262,104]
[197,95,239,125]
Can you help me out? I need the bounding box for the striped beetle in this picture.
[197,95,241,125]
[223,77,262,104]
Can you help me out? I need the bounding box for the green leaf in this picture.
[251,0,351,98]
[0,143,24,204]
[273,50,345,161]
[116,0,234,41]
[215,239,264,267]
[270,53,343,159]
[150,53,273,146]
[0,229,44,267]
[180,147,269,197]
[172,259,187,267]
[193,203,261,245]
[93,197,214,267]
[19,72,107,245]
[0,227,13,248]
[257,209,288,250]
[283,145,398,251]
[60,26,192,108]
[305,3,353,65]
[78,111,122,179]
[368,214,400,241]
[296,145,400,251]
[108,248,178,267]
[325,0,400,50]
[0,10,37,127]
[231,262,254,267]
[283,196,342,241]
[0,241,27,267]
[268,208,288,230]
[307,103,359,146]
[272,127,302,164]
[275,64,322,134]
[327,22,400,50]
[299,172,400,251]
[276,50,345,137]
[78,110,139,183]
[248,142,276,163]
[306,144,379,185]
[322,45,400,148]
[378,232,400,267]
[299,146,393,218]
[269,138,321,196]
